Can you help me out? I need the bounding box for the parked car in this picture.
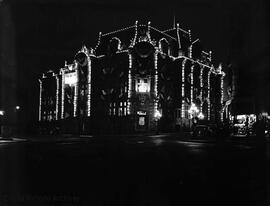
[192,125,216,137]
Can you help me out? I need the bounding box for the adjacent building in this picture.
[38,21,226,134]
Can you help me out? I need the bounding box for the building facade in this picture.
[38,21,226,134]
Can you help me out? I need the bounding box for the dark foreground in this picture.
[0,134,269,206]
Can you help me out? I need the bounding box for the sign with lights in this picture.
[137,111,146,115]
[136,78,150,93]
[64,72,78,86]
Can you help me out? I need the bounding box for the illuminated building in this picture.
[38,21,226,134]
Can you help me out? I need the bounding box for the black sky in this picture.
[7,0,269,71]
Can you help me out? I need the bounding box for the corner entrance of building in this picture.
[135,111,148,131]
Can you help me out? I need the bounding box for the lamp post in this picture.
[198,112,204,120]
[154,110,162,134]
[0,106,20,136]
[15,106,20,135]
[188,103,199,129]
[188,103,199,119]
[0,110,4,136]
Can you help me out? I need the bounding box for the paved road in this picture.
[0,134,269,206]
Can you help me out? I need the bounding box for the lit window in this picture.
[139,117,145,126]
[113,102,116,115]
[109,108,111,116]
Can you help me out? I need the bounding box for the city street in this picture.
[0,134,269,206]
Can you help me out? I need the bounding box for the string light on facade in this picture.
[190,65,194,103]
[61,69,65,119]
[181,59,186,118]
[102,25,135,37]
[200,66,204,112]
[147,21,152,42]
[207,70,211,120]
[56,75,59,120]
[221,74,225,121]
[174,55,212,72]
[111,37,122,50]
[127,53,132,115]
[150,26,177,42]
[209,51,212,62]
[158,38,168,54]
[39,79,42,121]
[189,46,192,58]
[94,32,102,51]
[131,21,138,47]
[87,54,92,117]
[154,51,158,98]
[154,51,158,115]
[189,39,199,59]
[188,29,192,42]
[176,23,182,51]
[73,63,79,117]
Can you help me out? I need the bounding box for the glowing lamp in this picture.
[154,110,162,120]
[15,106,20,110]
[0,110,4,116]
[198,112,204,119]
[188,103,199,114]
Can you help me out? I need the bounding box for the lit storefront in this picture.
[232,114,256,135]
[38,21,226,134]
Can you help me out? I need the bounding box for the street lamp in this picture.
[188,103,199,119]
[154,110,162,119]
[15,106,20,110]
[0,110,4,136]
[154,110,162,134]
[198,112,204,120]
[188,103,200,129]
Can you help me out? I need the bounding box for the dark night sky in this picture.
[0,0,270,130]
